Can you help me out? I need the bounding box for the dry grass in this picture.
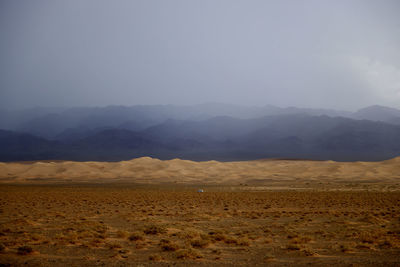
[175,248,203,259]
[143,224,167,235]
[128,232,144,241]
[190,237,211,248]
[159,239,180,251]
[17,246,33,255]
[0,184,399,266]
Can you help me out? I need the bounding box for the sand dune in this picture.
[0,157,399,188]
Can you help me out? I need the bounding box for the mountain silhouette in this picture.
[1,104,400,162]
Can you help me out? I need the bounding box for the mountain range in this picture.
[1,104,400,162]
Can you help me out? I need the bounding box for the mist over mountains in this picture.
[1,103,400,162]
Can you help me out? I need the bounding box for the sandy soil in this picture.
[0,158,399,266]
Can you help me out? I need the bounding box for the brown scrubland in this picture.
[0,157,399,266]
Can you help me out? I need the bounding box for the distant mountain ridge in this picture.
[1,104,399,140]
[1,104,400,162]
[352,105,400,124]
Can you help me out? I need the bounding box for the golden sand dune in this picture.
[0,157,399,188]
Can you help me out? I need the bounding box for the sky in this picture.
[0,0,399,111]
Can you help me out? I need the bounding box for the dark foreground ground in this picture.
[0,184,399,266]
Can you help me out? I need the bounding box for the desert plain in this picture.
[0,157,399,266]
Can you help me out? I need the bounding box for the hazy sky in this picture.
[1,0,399,110]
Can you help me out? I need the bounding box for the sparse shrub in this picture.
[264,253,275,261]
[89,238,103,247]
[224,236,238,244]
[211,249,221,254]
[95,233,106,239]
[209,231,226,242]
[107,242,122,249]
[178,229,201,240]
[128,232,144,241]
[286,244,301,251]
[199,233,210,240]
[144,225,166,235]
[118,249,129,255]
[237,237,250,246]
[356,243,372,250]
[17,246,33,255]
[191,238,210,248]
[262,227,272,234]
[135,242,146,249]
[84,232,98,240]
[264,237,273,244]
[149,254,162,261]
[379,239,396,249]
[159,239,179,251]
[358,232,376,244]
[175,248,202,259]
[116,230,128,238]
[339,243,354,253]
[290,236,312,244]
[31,233,42,241]
[287,233,299,239]
[302,248,316,256]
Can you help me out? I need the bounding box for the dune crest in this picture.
[0,157,399,187]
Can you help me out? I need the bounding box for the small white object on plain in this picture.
[197,189,204,192]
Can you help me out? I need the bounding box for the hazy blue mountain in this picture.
[0,104,356,140]
[140,114,400,161]
[1,104,400,162]
[0,129,62,161]
[2,104,400,143]
[352,105,400,124]
[55,126,115,143]
[72,129,164,150]
[236,116,400,161]
[142,116,267,143]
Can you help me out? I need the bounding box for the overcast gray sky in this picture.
[1,0,399,111]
